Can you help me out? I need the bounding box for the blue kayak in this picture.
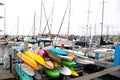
[49,48,68,56]
[15,64,33,80]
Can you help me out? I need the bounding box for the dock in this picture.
[71,66,120,80]
[0,66,15,80]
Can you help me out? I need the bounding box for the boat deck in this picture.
[0,65,15,80]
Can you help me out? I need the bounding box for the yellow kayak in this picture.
[71,70,79,77]
[17,52,39,70]
[25,51,45,66]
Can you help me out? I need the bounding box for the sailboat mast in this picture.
[39,1,42,34]
[101,0,104,36]
[86,0,91,41]
[17,16,19,36]
[33,11,36,36]
[67,0,71,40]
[4,8,6,36]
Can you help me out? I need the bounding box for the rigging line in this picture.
[10,16,18,35]
[55,0,70,45]
[27,12,36,36]
[28,24,34,36]
[41,2,54,36]
[42,2,51,36]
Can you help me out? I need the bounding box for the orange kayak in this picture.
[17,52,39,70]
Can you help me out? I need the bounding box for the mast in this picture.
[39,1,42,34]
[33,11,36,36]
[101,0,104,36]
[4,8,6,36]
[67,0,71,40]
[17,16,19,35]
[86,0,91,42]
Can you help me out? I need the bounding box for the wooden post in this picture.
[24,37,28,52]
[9,55,12,73]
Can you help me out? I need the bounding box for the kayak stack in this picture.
[15,46,79,79]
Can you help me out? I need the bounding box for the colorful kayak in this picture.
[44,60,54,69]
[49,48,68,55]
[48,52,61,63]
[17,52,39,70]
[68,66,74,70]
[43,68,60,77]
[34,71,42,80]
[35,49,44,56]
[25,51,45,66]
[15,64,33,80]
[20,63,35,76]
[61,59,76,67]
[68,53,75,59]
[58,55,73,61]
[59,65,71,75]
[71,70,79,77]
[51,60,59,68]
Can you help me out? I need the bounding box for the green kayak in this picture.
[15,64,33,80]
[61,59,76,67]
[67,66,74,70]
[43,68,60,77]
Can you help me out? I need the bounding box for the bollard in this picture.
[95,52,99,60]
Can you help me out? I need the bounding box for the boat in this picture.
[34,49,45,56]
[25,51,45,66]
[43,68,60,77]
[49,47,68,56]
[0,36,8,45]
[20,63,35,76]
[34,71,42,80]
[15,64,33,80]
[48,52,61,63]
[17,51,39,70]
[58,65,71,75]
[61,59,76,67]
[71,70,79,77]
[58,55,73,61]
[51,60,59,68]
[44,59,54,69]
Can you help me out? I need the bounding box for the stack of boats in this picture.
[15,47,79,80]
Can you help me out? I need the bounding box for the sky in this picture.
[0,0,120,36]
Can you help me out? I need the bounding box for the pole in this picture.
[86,0,91,42]
[17,16,19,36]
[101,0,104,36]
[67,0,71,40]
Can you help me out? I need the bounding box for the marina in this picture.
[0,39,120,80]
[0,0,120,80]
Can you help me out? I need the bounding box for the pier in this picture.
[0,66,15,80]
